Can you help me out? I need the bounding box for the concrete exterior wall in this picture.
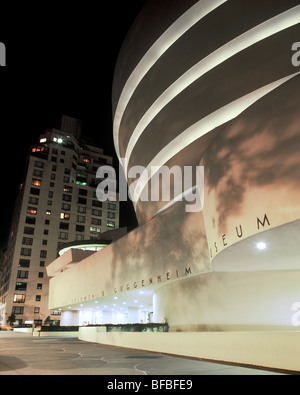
[78,327,300,372]
[153,270,300,332]
[48,202,212,311]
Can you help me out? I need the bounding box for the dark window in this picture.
[78,197,87,205]
[19,259,30,268]
[79,188,87,196]
[62,194,72,202]
[12,306,24,315]
[20,248,32,256]
[24,227,35,235]
[22,237,33,245]
[76,225,85,232]
[34,161,44,168]
[59,222,69,230]
[40,250,47,258]
[30,187,40,196]
[15,282,27,291]
[17,270,29,279]
[25,217,36,225]
[92,200,102,208]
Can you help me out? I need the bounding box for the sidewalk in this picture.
[0,331,288,375]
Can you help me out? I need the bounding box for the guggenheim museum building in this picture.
[47,0,300,370]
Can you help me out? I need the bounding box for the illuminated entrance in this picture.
[59,288,154,326]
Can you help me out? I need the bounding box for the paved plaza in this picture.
[0,331,288,376]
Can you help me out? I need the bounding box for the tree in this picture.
[7,313,16,326]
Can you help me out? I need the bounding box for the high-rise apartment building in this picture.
[0,116,119,326]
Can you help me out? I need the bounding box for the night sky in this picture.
[0,1,148,248]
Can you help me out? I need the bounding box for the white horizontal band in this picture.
[154,185,198,217]
[124,5,300,170]
[131,72,300,208]
[113,0,228,160]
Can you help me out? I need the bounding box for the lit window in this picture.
[46,210,51,216]
[40,138,47,143]
[83,157,91,163]
[53,137,63,144]
[60,212,70,220]
[90,226,101,233]
[27,207,37,215]
[107,221,115,228]
[63,185,73,193]
[32,146,46,153]
[14,294,26,303]
[31,179,41,187]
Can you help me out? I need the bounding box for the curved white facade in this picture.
[48,0,300,339]
[113,0,300,225]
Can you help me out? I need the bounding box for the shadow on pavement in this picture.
[0,356,27,372]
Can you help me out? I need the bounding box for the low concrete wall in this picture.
[13,328,78,337]
[79,327,300,372]
[35,331,78,337]
[13,328,32,333]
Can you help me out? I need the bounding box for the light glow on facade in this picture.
[256,242,267,250]
[130,72,299,207]
[117,5,300,170]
